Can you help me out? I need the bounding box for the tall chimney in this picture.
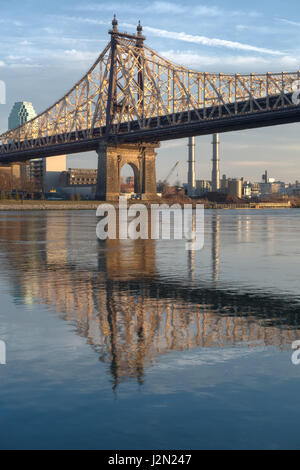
[188,137,196,196]
[212,133,220,192]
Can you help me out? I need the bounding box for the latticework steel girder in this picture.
[1,18,300,156]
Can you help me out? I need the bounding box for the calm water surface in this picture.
[0,209,300,450]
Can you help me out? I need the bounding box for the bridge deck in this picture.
[0,93,299,163]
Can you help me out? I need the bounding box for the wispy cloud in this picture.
[148,2,185,14]
[230,160,277,167]
[54,15,109,26]
[53,14,284,56]
[235,24,277,34]
[134,25,284,55]
[0,18,22,26]
[74,2,261,18]
[62,49,98,62]
[161,50,268,68]
[230,159,295,168]
[278,18,300,27]
[161,50,299,72]
[194,5,261,17]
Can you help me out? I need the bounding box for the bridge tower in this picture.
[96,17,159,201]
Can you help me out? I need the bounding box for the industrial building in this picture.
[196,180,212,194]
[227,179,242,199]
[59,168,98,199]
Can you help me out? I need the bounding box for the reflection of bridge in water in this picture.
[0,213,299,387]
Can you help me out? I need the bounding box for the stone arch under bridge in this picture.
[96,142,159,201]
[120,161,140,194]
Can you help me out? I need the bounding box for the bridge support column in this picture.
[96,142,159,201]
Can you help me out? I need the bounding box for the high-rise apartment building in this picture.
[8,102,37,130]
[7,101,66,192]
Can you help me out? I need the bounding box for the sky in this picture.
[0,0,300,183]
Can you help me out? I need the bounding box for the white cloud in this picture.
[227,160,275,167]
[160,49,299,73]
[278,18,300,27]
[62,49,98,62]
[230,159,295,168]
[19,40,33,46]
[161,50,267,68]
[194,5,222,16]
[8,63,41,69]
[140,25,284,56]
[74,2,130,12]
[150,2,185,14]
[0,19,22,26]
[54,15,284,57]
[228,142,300,152]
[74,2,261,18]
[54,15,109,26]
[43,27,61,35]
[235,24,277,35]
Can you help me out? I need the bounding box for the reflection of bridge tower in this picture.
[188,212,196,283]
[96,18,159,201]
[100,237,156,281]
[212,214,220,282]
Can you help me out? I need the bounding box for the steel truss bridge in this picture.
[1,16,300,164]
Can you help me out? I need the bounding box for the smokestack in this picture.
[212,133,220,192]
[188,137,196,196]
[262,170,268,183]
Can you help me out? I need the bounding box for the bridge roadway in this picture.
[0,92,299,164]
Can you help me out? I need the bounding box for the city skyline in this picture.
[0,1,300,183]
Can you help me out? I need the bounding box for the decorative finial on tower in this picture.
[136,20,144,47]
[137,20,142,36]
[112,15,118,32]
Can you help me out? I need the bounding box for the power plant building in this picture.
[228,179,242,199]
[211,134,220,192]
[59,168,98,198]
[187,137,196,196]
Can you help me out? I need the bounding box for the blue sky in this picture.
[1,0,300,183]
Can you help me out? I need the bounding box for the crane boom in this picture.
[163,161,179,184]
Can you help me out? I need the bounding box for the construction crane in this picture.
[163,161,179,185]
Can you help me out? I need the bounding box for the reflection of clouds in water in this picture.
[156,346,265,370]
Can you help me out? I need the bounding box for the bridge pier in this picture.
[96,142,159,201]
